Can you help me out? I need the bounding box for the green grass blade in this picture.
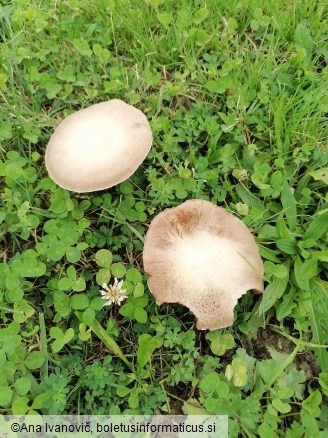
[304,209,328,241]
[265,341,301,390]
[39,313,48,383]
[75,312,133,369]
[258,271,290,315]
[281,179,297,231]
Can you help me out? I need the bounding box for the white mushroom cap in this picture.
[45,99,152,192]
[143,199,264,330]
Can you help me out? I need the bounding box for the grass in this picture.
[0,0,328,436]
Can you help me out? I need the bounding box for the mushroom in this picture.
[143,199,264,330]
[45,99,152,192]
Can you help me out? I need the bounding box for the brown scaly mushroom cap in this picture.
[143,199,264,330]
[45,99,152,192]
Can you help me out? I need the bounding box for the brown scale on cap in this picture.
[45,99,152,193]
[143,199,264,330]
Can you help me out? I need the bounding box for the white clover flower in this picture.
[100,278,128,307]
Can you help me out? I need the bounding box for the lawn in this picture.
[0,0,328,436]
